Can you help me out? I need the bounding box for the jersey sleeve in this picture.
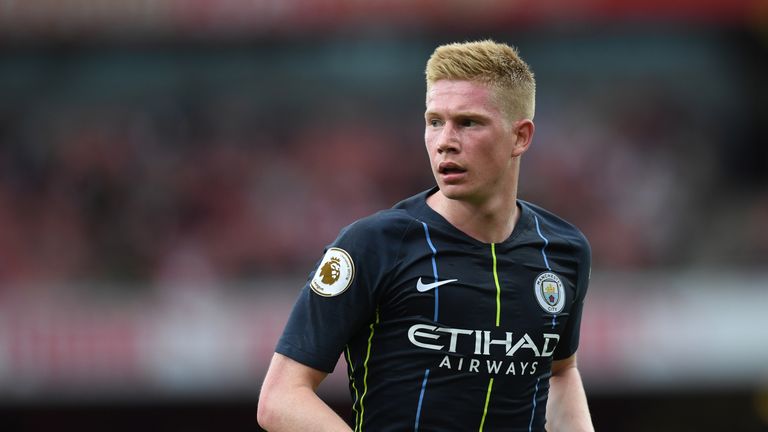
[275,217,397,373]
[553,235,591,360]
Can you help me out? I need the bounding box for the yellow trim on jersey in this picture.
[479,377,495,431]
[481,244,502,429]
[358,308,379,431]
[345,346,361,431]
[491,243,501,327]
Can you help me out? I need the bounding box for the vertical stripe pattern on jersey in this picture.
[421,222,440,322]
[528,376,541,432]
[346,346,361,430]
[532,215,552,430]
[478,377,495,431]
[479,243,503,429]
[491,243,501,327]
[534,215,557,329]
[414,369,430,431]
[358,309,379,431]
[533,216,551,271]
[415,222,440,431]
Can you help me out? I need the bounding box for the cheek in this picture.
[424,131,438,153]
[424,127,434,143]
[475,144,508,171]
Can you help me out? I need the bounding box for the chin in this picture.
[438,184,473,201]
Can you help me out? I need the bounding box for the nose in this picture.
[436,123,460,154]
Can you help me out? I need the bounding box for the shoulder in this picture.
[339,208,419,245]
[520,200,590,253]
[337,189,430,243]
[324,208,418,292]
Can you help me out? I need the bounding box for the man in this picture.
[258,39,594,431]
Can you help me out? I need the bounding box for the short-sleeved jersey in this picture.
[276,188,591,432]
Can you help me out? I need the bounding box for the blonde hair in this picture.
[425,39,536,120]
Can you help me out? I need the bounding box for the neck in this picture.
[426,189,520,244]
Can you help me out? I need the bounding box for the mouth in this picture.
[438,162,467,175]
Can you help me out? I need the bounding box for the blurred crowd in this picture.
[0,35,766,288]
[0,93,425,285]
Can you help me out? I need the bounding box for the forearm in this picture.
[258,385,351,432]
[546,365,594,432]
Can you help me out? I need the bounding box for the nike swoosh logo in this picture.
[416,277,458,292]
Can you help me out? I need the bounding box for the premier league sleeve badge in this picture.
[310,247,355,297]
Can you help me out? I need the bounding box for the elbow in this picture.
[257,387,279,430]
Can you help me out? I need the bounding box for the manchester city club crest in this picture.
[534,272,565,314]
[310,247,355,297]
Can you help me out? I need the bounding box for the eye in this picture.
[428,118,443,127]
[460,118,478,127]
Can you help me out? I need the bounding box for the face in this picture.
[424,79,528,204]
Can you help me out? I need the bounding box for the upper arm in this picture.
[261,352,329,396]
[551,353,578,377]
[258,353,353,430]
[553,235,591,360]
[275,216,407,373]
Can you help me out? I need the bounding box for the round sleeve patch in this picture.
[310,247,355,297]
[534,272,566,314]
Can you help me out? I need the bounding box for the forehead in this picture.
[425,80,501,116]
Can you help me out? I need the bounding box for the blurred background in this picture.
[1,0,767,431]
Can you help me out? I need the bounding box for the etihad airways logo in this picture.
[408,324,560,376]
[407,324,560,358]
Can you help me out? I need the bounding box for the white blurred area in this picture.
[0,274,766,400]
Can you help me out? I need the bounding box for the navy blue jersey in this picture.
[276,188,591,431]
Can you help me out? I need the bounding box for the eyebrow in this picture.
[424,110,492,119]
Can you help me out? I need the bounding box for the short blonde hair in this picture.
[425,39,536,120]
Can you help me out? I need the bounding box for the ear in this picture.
[511,119,534,158]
